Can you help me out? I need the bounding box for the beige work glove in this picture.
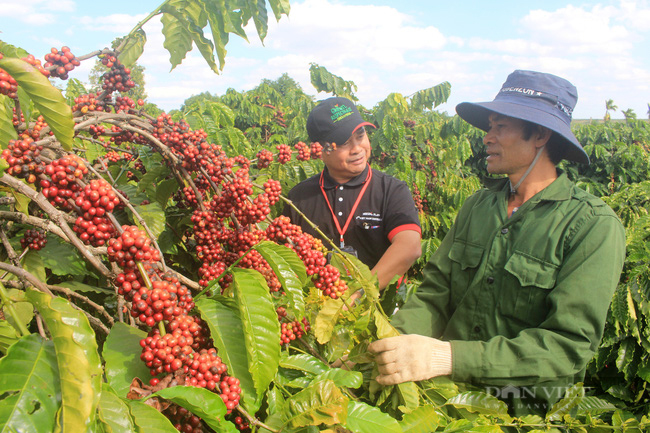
[368,334,452,385]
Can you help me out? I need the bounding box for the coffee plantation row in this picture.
[0,1,649,432]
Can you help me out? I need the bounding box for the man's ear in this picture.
[536,126,552,147]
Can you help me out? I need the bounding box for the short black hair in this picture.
[521,120,565,165]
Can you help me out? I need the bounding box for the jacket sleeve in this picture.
[390,221,455,338]
[450,210,626,386]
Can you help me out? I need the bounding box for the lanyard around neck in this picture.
[319,166,373,248]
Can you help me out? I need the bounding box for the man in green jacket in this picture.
[368,70,626,415]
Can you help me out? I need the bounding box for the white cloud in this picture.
[616,0,650,31]
[0,0,74,23]
[78,13,148,34]
[263,0,445,68]
[521,4,631,55]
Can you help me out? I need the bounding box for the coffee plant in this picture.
[0,1,649,432]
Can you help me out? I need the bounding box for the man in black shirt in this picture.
[283,97,422,290]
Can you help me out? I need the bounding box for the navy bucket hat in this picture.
[456,70,589,164]
[307,97,375,147]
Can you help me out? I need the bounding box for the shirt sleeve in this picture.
[383,179,422,240]
[450,210,626,386]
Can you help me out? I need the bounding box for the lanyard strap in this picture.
[319,166,373,247]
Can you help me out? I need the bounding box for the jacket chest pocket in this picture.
[448,241,484,307]
[500,251,558,327]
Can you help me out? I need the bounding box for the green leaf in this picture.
[161,5,219,73]
[103,322,151,397]
[155,178,179,208]
[575,396,617,414]
[27,289,102,433]
[254,240,306,318]
[399,404,440,433]
[57,280,112,295]
[0,95,17,146]
[160,8,194,71]
[97,384,137,432]
[203,0,231,70]
[309,63,357,101]
[2,289,33,332]
[244,0,270,41]
[283,380,348,428]
[314,298,344,344]
[546,383,585,422]
[345,400,401,433]
[231,268,281,404]
[373,309,399,339]
[409,82,452,111]
[312,369,363,389]
[397,381,420,411]
[21,248,46,284]
[280,353,329,376]
[134,201,166,240]
[268,0,291,21]
[152,386,238,432]
[330,251,378,300]
[0,157,7,178]
[0,57,74,150]
[0,320,20,354]
[446,391,510,417]
[0,334,60,433]
[118,29,147,67]
[64,78,87,102]
[195,296,256,411]
[127,399,178,433]
[39,235,87,276]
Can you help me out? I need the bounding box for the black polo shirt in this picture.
[282,165,421,269]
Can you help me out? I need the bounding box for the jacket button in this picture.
[501,228,509,234]
[487,276,495,284]
[473,326,481,333]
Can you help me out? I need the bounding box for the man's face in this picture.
[483,114,539,177]
[321,127,371,183]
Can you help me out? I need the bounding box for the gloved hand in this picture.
[368,334,452,385]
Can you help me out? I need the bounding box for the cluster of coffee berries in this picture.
[275,144,292,164]
[263,179,282,205]
[232,415,249,432]
[403,119,416,129]
[265,216,326,276]
[313,264,348,299]
[310,142,323,159]
[21,229,47,251]
[73,93,107,114]
[19,115,49,141]
[1,138,44,183]
[0,68,18,98]
[44,46,80,80]
[115,270,143,297]
[294,141,311,161]
[100,55,135,93]
[107,225,161,270]
[262,103,287,128]
[165,405,205,433]
[255,149,274,169]
[130,282,186,327]
[113,95,136,113]
[280,318,310,346]
[40,155,88,211]
[21,54,49,77]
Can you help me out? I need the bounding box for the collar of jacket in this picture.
[482,169,572,202]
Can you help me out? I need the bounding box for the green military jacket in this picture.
[391,171,626,414]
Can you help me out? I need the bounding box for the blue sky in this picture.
[1,0,649,119]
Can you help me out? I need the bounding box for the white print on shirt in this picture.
[356,212,382,229]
